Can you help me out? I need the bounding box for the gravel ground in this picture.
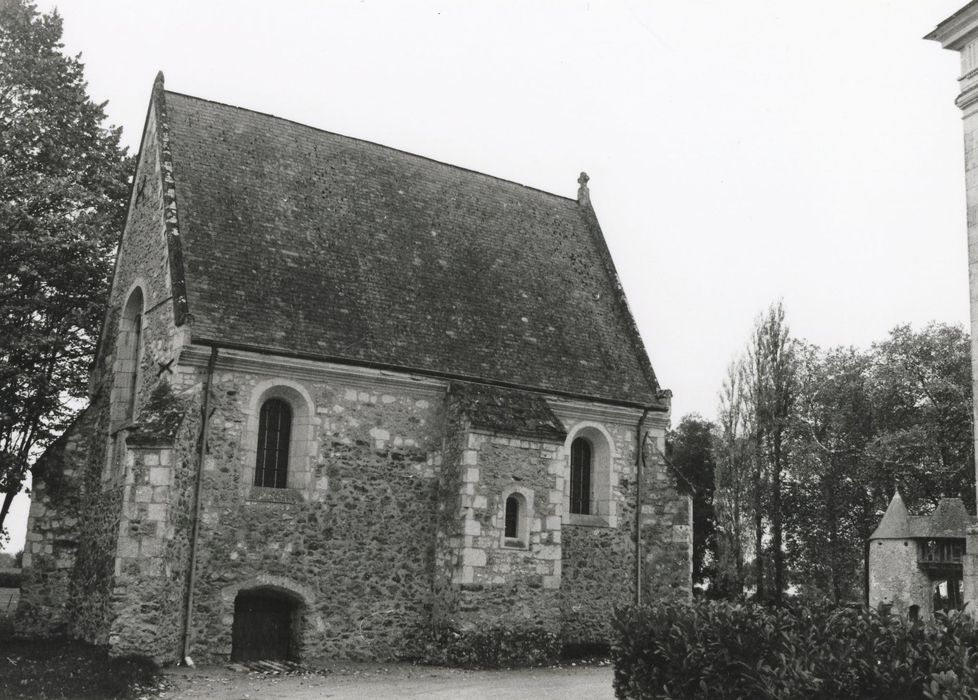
[158,662,616,699]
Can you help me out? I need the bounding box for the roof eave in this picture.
[191,335,669,412]
[926,1,978,50]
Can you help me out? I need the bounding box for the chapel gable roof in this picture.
[153,80,663,407]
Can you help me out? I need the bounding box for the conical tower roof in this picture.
[870,489,911,540]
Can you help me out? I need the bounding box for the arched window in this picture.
[570,437,592,515]
[113,287,144,426]
[255,398,292,488]
[501,490,530,548]
[127,311,142,419]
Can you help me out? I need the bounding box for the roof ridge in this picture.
[163,89,579,204]
[155,82,189,326]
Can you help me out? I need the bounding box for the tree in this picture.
[711,314,972,604]
[868,323,974,514]
[713,359,754,597]
[741,301,797,604]
[668,414,717,589]
[0,0,131,539]
[787,345,874,604]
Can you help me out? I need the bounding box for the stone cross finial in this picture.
[577,171,590,206]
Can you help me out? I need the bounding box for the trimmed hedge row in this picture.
[0,568,21,589]
[611,600,978,699]
[420,624,561,669]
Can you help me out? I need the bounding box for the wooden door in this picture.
[231,592,293,661]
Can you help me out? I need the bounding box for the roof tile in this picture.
[163,92,660,405]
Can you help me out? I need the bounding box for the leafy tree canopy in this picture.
[700,315,973,605]
[0,0,132,538]
[668,414,717,587]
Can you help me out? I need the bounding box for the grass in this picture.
[0,638,164,699]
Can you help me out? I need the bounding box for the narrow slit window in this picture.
[255,398,291,488]
[570,437,592,515]
[505,495,519,538]
[126,312,142,420]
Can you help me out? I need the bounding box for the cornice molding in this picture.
[926,2,978,51]
[179,345,447,397]
[178,345,669,423]
[958,83,978,112]
[549,397,652,427]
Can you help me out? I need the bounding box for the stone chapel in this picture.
[15,74,691,663]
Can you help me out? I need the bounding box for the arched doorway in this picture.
[231,589,300,661]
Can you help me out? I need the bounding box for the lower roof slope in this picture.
[162,90,660,406]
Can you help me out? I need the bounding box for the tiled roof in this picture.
[450,382,567,442]
[871,492,974,540]
[909,498,973,539]
[161,89,661,407]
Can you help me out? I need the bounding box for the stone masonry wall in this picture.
[431,406,466,628]
[107,385,201,661]
[15,409,94,636]
[183,368,445,663]
[869,539,932,617]
[71,98,189,647]
[100,97,185,431]
[641,433,693,604]
[961,37,978,513]
[444,431,565,632]
[559,415,690,644]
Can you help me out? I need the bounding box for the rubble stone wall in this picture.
[558,414,691,644]
[182,367,446,662]
[444,430,565,632]
[107,386,201,661]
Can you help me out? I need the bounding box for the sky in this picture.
[5,0,973,552]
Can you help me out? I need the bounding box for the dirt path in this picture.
[160,663,615,699]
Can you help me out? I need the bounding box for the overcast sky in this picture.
[5,0,972,552]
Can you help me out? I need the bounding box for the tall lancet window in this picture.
[255,398,292,488]
[570,437,592,515]
[116,287,145,424]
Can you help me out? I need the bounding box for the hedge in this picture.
[420,623,561,669]
[0,568,21,589]
[611,600,978,699]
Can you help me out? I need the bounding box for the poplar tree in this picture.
[0,0,131,539]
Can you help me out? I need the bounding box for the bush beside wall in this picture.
[420,623,561,669]
[611,600,978,699]
[0,569,21,589]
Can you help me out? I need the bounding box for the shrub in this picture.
[611,600,978,699]
[0,568,21,588]
[421,623,561,669]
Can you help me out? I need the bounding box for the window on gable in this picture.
[255,398,292,488]
[570,437,592,515]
